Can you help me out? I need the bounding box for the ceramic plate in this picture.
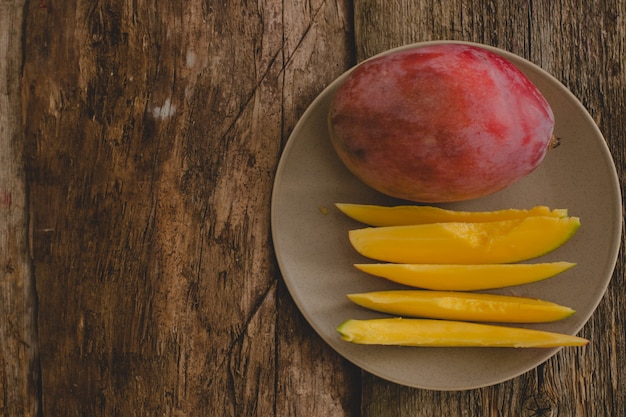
[271,41,622,390]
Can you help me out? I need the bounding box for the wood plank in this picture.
[23,0,358,415]
[0,1,40,416]
[353,0,626,416]
[276,1,361,416]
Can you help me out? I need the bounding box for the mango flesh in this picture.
[347,290,575,323]
[355,262,576,291]
[336,203,567,227]
[349,216,580,264]
[328,44,555,203]
[337,318,588,347]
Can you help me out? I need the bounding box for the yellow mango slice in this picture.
[348,216,580,264]
[354,262,576,291]
[337,318,588,347]
[336,203,568,227]
[347,290,575,323]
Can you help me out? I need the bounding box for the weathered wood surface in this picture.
[22,1,357,416]
[1,1,40,416]
[1,0,623,415]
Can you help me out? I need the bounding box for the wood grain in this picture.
[354,1,626,416]
[23,0,356,415]
[276,1,361,416]
[0,1,40,416]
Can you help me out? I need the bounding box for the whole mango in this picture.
[328,43,556,203]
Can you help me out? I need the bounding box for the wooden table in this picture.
[2,1,624,415]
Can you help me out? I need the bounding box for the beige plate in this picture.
[270,41,622,390]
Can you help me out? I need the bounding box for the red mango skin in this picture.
[328,44,555,203]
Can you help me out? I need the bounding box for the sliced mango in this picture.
[354,262,576,291]
[347,290,575,323]
[348,216,580,264]
[337,318,588,347]
[336,203,568,227]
